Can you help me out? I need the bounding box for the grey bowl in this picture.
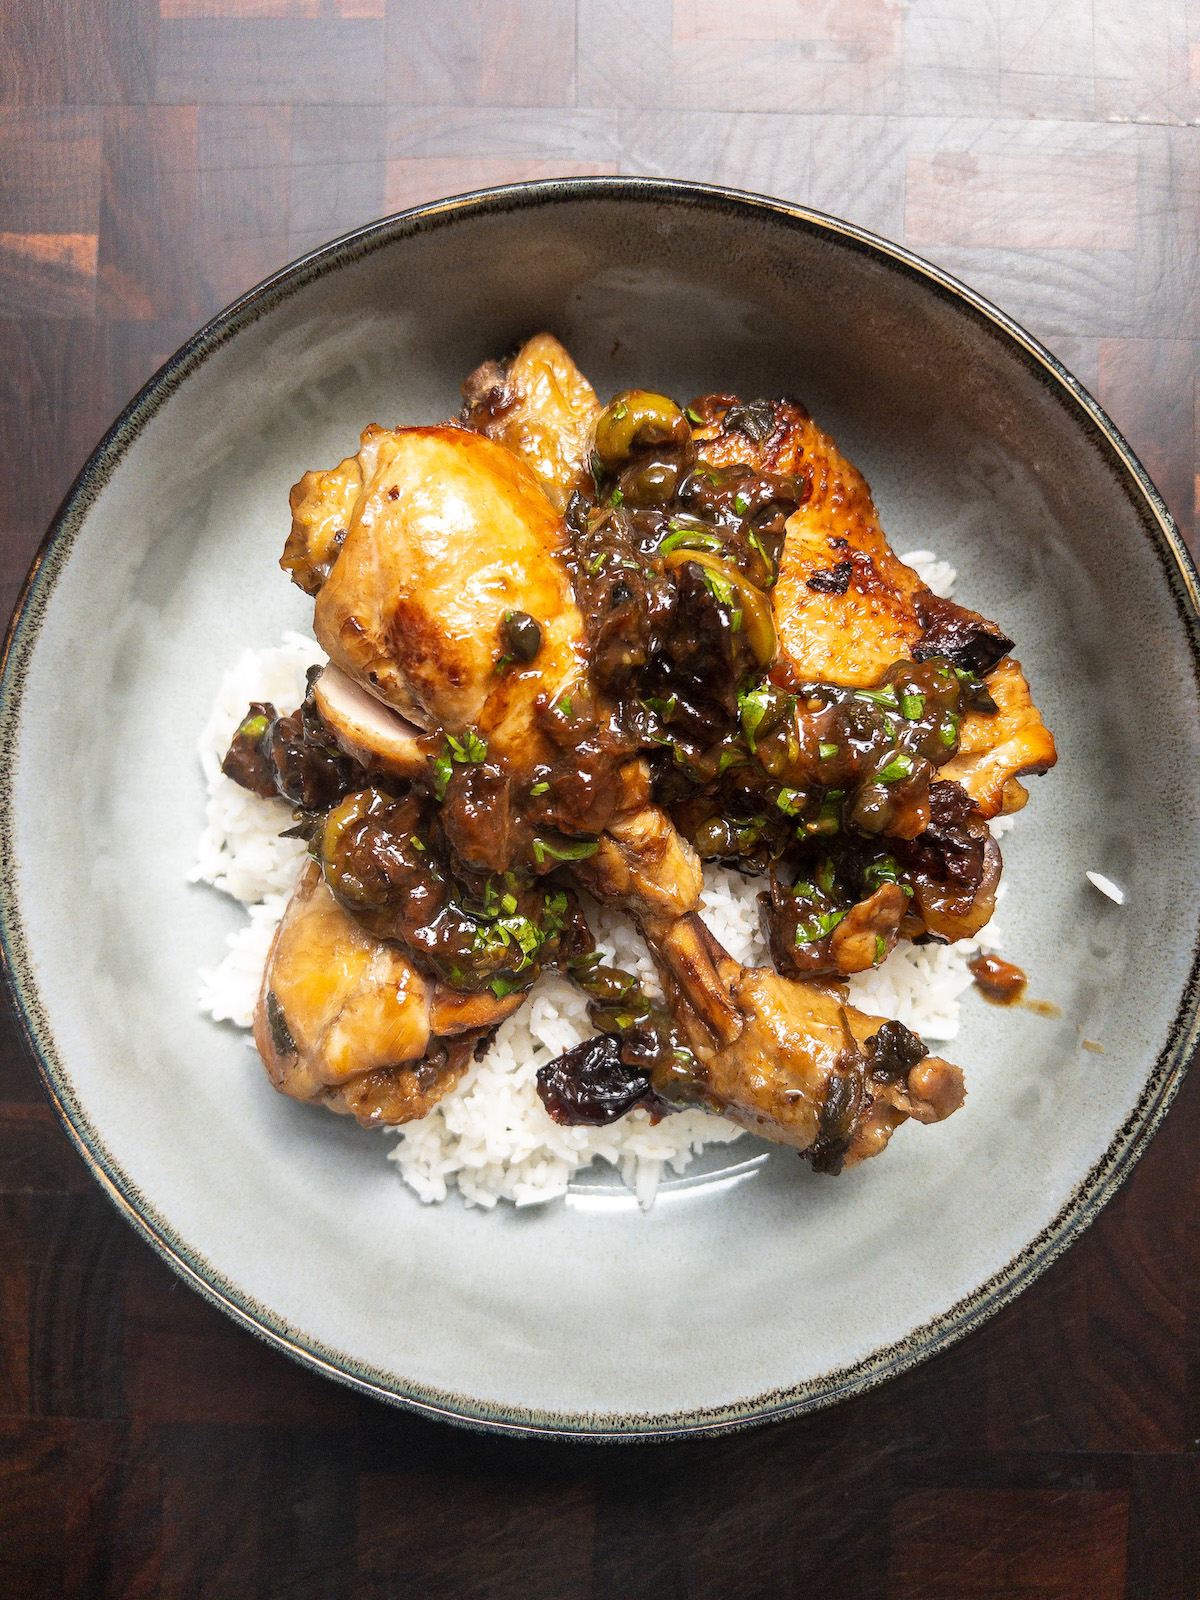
[3,178,1198,1441]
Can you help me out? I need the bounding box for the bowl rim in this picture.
[2,175,1198,1443]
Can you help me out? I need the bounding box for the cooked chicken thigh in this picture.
[460,331,601,510]
[255,862,521,1126]
[312,425,586,780]
[693,397,1057,814]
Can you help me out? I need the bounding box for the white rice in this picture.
[193,548,1010,1209]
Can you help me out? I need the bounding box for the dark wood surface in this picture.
[3,3,1199,1595]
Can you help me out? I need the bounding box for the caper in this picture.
[593,390,691,470]
[503,610,542,662]
[617,457,680,506]
[848,783,892,836]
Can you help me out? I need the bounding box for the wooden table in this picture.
[2,4,1198,1594]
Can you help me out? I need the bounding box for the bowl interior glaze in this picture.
[4,181,1199,1439]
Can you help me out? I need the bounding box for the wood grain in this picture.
[1,0,1198,1593]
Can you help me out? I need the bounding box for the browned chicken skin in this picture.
[460,331,601,511]
[693,398,1057,814]
[255,862,522,1126]
[654,914,963,1166]
[313,424,586,778]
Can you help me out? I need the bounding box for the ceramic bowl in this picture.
[3,179,1198,1440]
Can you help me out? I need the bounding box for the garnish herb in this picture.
[447,730,488,764]
[699,565,734,609]
[855,685,899,708]
[659,526,724,556]
[900,692,925,719]
[532,837,599,865]
[430,748,452,800]
[795,908,847,946]
[818,741,839,759]
[529,781,549,796]
[876,752,914,784]
[738,686,771,753]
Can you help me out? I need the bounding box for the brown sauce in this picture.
[1023,998,1063,1019]
[968,952,1028,1006]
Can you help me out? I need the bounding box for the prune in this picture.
[863,1019,927,1083]
[221,702,277,798]
[536,1033,655,1126]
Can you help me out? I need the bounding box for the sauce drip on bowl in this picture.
[968,952,1028,1006]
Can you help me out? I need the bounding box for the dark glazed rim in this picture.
[2,177,1197,1443]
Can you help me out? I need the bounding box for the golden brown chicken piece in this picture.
[575,819,963,1169]
[942,655,1057,819]
[312,424,586,779]
[694,396,1056,815]
[255,862,522,1127]
[460,331,601,510]
[698,398,929,687]
[282,452,364,597]
[652,912,964,1169]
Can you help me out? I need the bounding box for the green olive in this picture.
[593,390,691,470]
[617,457,681,506]
[320,789,376,903]
[694,816,735,859]
[503,610,542,662]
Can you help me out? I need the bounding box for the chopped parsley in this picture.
[855,685,899,709]
[877,752,914,784]
[737,686,772,753]
[447,729,487,764]
[532,837,599,865]
[659,526,724,556]
[795,908,847,946]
